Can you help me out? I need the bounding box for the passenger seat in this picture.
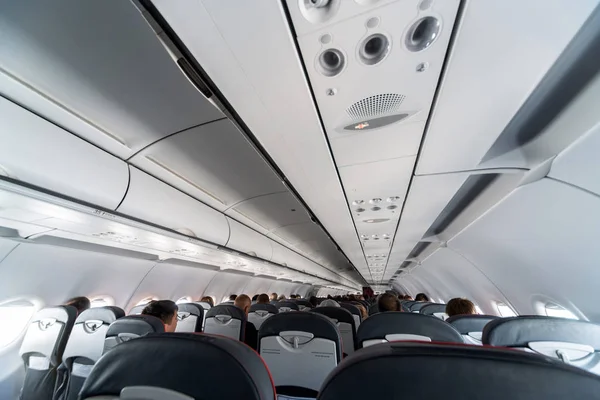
[446,314,499,345]
[294,299,313,311]
[312,307,357,355]
[318,342,600,399]
[248,303,278,330]
[258,312,341,398]
[174,303,204,333]
[203,304,246,341]
[275,301,299,312]
[356,312,463,348]
[79,333,275,399]
[18,306,77,400]
[419,303,448,320]
[483,316,600,374]
[103,315,164,354]
[54,306,124,400]
[340,303,362,330]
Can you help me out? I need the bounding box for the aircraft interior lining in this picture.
[1,0,600,397]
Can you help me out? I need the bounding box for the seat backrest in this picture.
[419,303,448,320]
[128,305,145,315]
[275,301,299,312]
[312,307,357,355]
[79,333,275,400]
[258,311,341,398]
[368,303,379,316]
[18,305,77,400]
[446,314,499,345]
[55,306,125,400]
[317,342,600,400]
[103,315,164,354]
[220,300,234,305]
[340,303,362,330]
[409,301,431,313]
[174,303,204,333]
[294,299,313,311]
[401,300,416,312]
[248,303,278,330]
[483,316,600,374]
[356,312,464,348]
[203,304,246,341]
[196,301,212,311]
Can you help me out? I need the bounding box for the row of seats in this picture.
[18,302,600,399]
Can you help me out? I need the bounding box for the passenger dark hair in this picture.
[415,293,429,302]
[309,296,318,307]
[64,296,91,314]
[257,293,270,304]
[378,293,400,312]
[251,294,259,302]
[142,300,178,332]
[446,298,477,317]
[290,294,297,299]
[200,296,214,307]
[270,293,278,301]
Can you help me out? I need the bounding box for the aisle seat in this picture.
[275,301,299,313]
[294,299,313,311]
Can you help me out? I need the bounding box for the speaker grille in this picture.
[346,93,405,120]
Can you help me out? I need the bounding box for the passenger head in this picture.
[229,294,237,301]
[277,294,286,301]
[251,294,259,302]
[319,299,340,307]
[378,293,400,312]
[403,295,413,300]
[290,294,297,299]
[445,298,477,317]
[270,293,278,301]
[234,294,252,315]
[142,300,178,332]
[415,293,429,302]
[200,296,214,307]
[309,296,318,307]
[64,296,91,315]
[257,293,270,304]
[355,304,368,320]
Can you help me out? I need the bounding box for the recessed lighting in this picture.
[352,200,364,206]
[387,196,400,202]
[370,198,382,204]
[371,206,381,211]
[387,205,398,210]
[356,207,366,213]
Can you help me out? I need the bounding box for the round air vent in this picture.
[406,16,441,52]
[358,33,391,65]
[346,93,405,121]
[317,48,346,77]
[299,0,340,24]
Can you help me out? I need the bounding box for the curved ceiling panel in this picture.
[230,192,310,231]
[0,0,223,157]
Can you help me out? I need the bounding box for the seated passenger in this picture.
[256,293,270,304]
[64,296,91,315]
[270,293,278,302]
[309,296,318,308]
[141,300,178,332]
[415,293,429,302]
[200,296,214,307]
[251,294,259,302]
[446,298,477,318]
[319,299,341,307]
[277,294,287,301]
[356,304,368,320]
[234,294,258,350]
[404,295,413,300]
[378,293,400,312]
[289,294,297,299]
[229,294,238,301]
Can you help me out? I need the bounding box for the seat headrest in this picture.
[106,315,165,337]
[294,299,313,309]
[318,342,600,399]
[75,306,124,325]
[311,307,355,325]
[482,316,600,350]
[79,333,275,400]
[177,303,203,316]
[409,302,431,312]
[205,304,246,320]
[128,304,146,315]
[419,303,446,315]
[259,312,342,361]
[196,301,212,311]
[401,300,416,311]
[275,301,299,311]
[175,303,204,333]
[250,303,279,314]
[446,314,499,334]
[356,312,463,346]
[368,303,379,316]
[340,303,360,316]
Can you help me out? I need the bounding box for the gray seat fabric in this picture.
[18,306,77,400]
[128,305,146,315]
[275,301,299,312]
[248,303,278,330]
[317,342,600,400]
[483,316,600,374]
[203,304,246,341]
[54,306,125,400]
[409,302,431,313]
[194,302,211,329]
[356,312,464,348]
[258,311,341,398]
[311,307,357,355]
[103,315,164,354]
[174,303,204,333]
[419,303,448,320]
[401,300,416,312]
[294,299,313,311]
[368,303,379,316]
[340,303,362,331]
[79,333,276,400]
[220,301,235,305]
[446,314,499,345]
